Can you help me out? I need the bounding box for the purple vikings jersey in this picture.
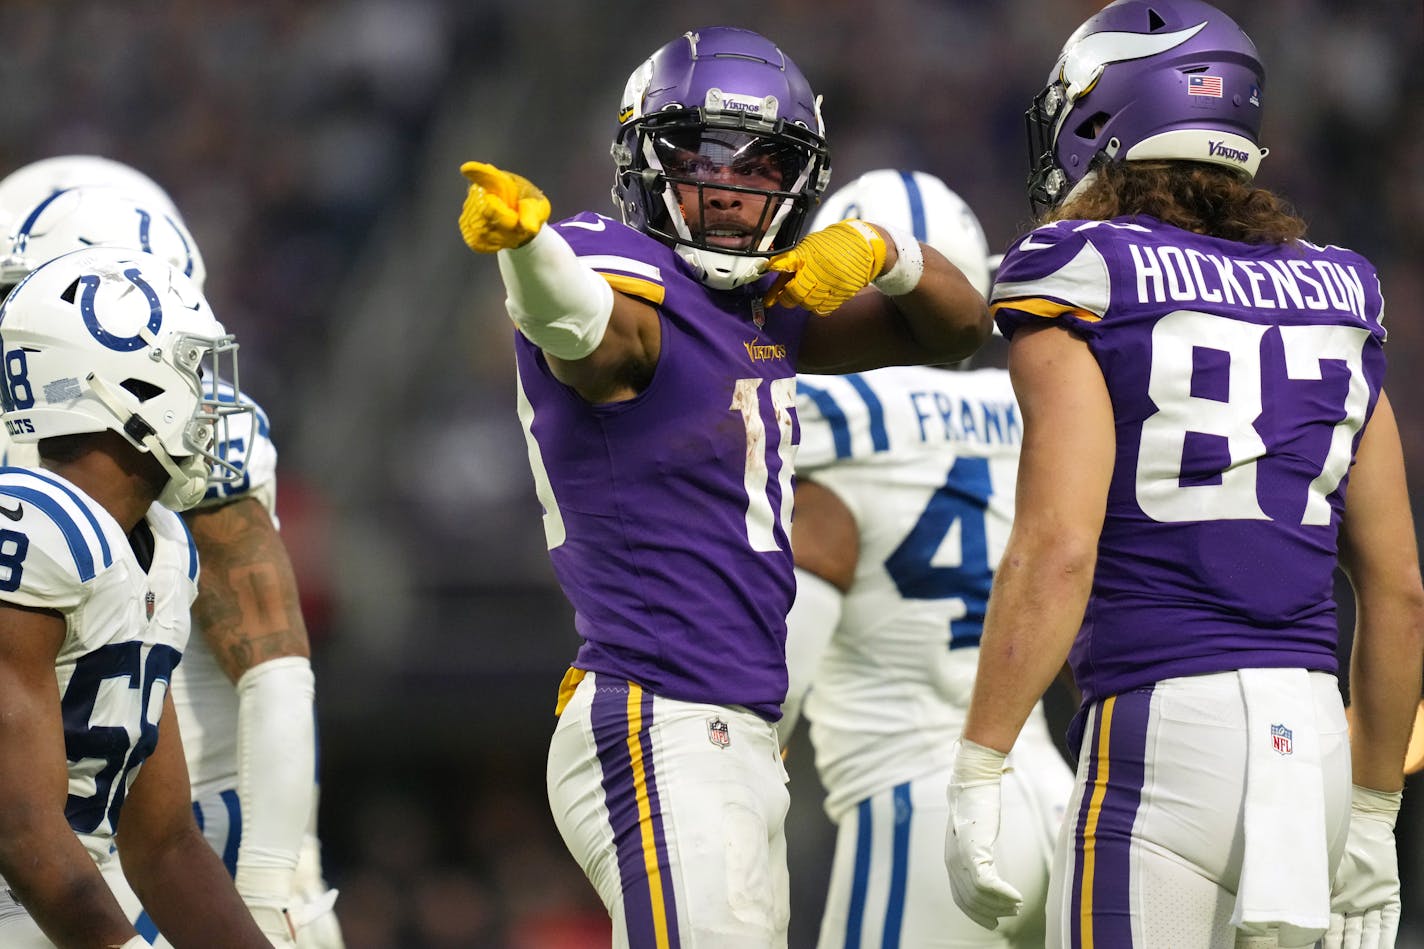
[516,212,811,718]
[992,217,1387,705]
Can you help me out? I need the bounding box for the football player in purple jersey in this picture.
[943,2,1423,947]
[456,26,990,949]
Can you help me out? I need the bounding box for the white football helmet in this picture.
[810,169,992,298]
[0,155,181,239]
[0,247,250,511]
[0,186,205,291]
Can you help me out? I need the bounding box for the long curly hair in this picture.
[1047,161,1307,244]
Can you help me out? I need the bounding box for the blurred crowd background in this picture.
[1,0,1420,945]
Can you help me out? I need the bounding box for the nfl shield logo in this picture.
[750,296,766,329]
[1271,723,1293,756]
[707,717,730,749]
[145,590,156,622]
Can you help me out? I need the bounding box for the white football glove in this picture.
[293,832,345,949]
[944,738,1023,930]
[245,898,299,948]
[1323,785,1402,949]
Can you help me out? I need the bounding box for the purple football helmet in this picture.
[611,26,831,290]
[1027,0,1268,213]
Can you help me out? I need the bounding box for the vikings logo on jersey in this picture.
[515,216,811,718]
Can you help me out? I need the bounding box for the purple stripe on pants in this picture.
[590,677,681,948]
[1070,687,1153,948]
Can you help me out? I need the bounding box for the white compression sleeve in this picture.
[497,225,614,360]
[234,656,316,904]
[777,567,844,746]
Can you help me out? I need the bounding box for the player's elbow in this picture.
[1001,522,1099,588]
[924,296,992,364]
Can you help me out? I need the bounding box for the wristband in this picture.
[1352,784,1403,826]
[871,224,925,297]
[950,738,1011,784]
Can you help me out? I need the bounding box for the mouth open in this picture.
[700,225,757,251]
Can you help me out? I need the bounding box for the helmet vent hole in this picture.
[60,278,80,304]
[120,379,164,403]
[1147,8,1167,30]
[1074,112,1111,141]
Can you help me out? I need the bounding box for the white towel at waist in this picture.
[1231,667,1331,947]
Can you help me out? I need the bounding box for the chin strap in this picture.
[85,372,206,506]
[678,246,769,290]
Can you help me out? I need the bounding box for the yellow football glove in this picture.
[763,220,887,316]
[458,161,551,253]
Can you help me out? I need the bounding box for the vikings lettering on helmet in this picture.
[1026,0,1269,212]
[610,27,830,290]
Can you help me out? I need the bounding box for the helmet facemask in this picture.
[609,27,832,290]
[0,248,252,512]
[84,329,251,510]
[617,109,828,289]
[1026,80,1077,216]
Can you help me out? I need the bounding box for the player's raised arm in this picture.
[457,161,660,404]
[783,223,992,373]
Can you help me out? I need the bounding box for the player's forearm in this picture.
[962,532,1095,753]
[0,826,134,946]
[497,226,614,361]
[124,825,270,947]
[187,498,311,683]
[1349,592,1424,792]
[882,242,992,365]
[235,656,315,903]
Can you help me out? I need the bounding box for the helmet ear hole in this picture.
[1074,112,1112,141]
[120,379,163,403]
[1147,8,1167,30]
[61,278,80,303]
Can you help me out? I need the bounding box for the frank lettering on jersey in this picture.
[798,367,1020,468]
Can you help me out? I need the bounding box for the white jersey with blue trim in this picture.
[0,382,279,796]
[0,467,197,864]
[795,366,1057,820]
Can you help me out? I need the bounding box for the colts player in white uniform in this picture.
[0,247,271,946]
[782,170,1074,948]
[0,160,344,948]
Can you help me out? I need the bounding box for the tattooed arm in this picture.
[186,497,310,677]
[182,497,316,940]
